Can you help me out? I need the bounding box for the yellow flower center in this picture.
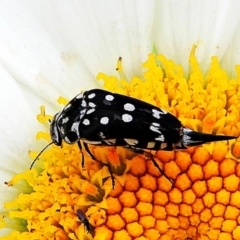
[1,45,240,240]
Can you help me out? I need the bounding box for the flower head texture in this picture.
[1,1,240,240]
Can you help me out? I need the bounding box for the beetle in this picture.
[76,209,94,234]
[30,89,237,186]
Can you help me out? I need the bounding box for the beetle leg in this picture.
[144,151,174,185]
[77,141,85,167]
[82,142,115,189]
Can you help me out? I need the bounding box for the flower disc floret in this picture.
[1,46,240,240]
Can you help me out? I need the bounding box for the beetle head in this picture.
[50,112,62,146]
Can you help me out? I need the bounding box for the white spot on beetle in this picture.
[89,102,96,108]
[104,139,117,145]
[99,132,106,138]
[155,135,165,141]
[86,109,95,115]
[152,109,162,119]
[83,140,102,145]
[83,119,90,125]
[183,135,191,142]
[71,122,80,137]
[81,100,87,107]
[64,136,71,144]
[100,117,109,125]
[160,143,168,149]
[124,138,138,145]
[147,142,156,148]
[150,125,161,134]
[105,95,114,101]
[60,126,64,134]
[76,93,84,99]
[88,93,96,99]
[183,127,193,134]
[62,117,69,124]
[152,122,160,127]
[122,114,133,122]
[124,103,135,111]
[80,109,86,116]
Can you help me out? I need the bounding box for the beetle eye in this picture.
[50,113,62,146]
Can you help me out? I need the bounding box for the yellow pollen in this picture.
[1,45,240,240]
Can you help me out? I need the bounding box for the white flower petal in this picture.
[0,170,19,210]
[0,66,42,212]
[0,227,11,236]
[153,0,240,74]
[0,2,97,102]
[0,1,156,100]
[0,66,41,172]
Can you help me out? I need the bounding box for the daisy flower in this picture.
[1,1,240,240]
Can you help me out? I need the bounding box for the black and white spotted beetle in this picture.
[30,89,236,185]
[76,209,94,234]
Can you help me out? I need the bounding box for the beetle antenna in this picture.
[30,142,54,170]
